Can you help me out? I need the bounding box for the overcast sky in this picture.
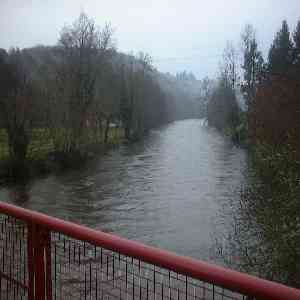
[1,0,300,79]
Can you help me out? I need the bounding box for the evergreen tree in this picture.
[268,20,293,73]
[293,20,300,48]
[292,20,300,65]
[241,24,264,106]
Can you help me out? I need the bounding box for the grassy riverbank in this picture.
[0,127,124,182]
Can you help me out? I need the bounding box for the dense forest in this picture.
[204,20,300,287]
[202,20,300,146]
[0,13,199,180]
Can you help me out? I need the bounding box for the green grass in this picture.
[0,129,9,160]
[0,127,124,162]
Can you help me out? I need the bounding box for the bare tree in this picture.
[118,52,154,140]
[96,53,121,144]
[241,24,264,106]
[0,48,38,172]
[199,77,214,117]
[55,12,114,153]
[133,53,152,137]
[220,41,239,89]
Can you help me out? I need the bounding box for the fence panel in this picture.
[50,232,246,300]
[0,202,299,300]
[0,215,28,299]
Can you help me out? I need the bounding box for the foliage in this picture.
[225,111,248,144]
[292,20,300,66]
[220,41,238,90]
[268,20,294,74]
[213,143,300,288]
[197,77,215,117]
[0,48,42,175]
[0,13,199,180]
[249,74,300,151]
[212,21,300,287]
[206,78,240,133]
[216,20,300,287]
[241,24,265,106]
[54,12,115,152]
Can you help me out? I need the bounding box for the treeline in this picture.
[249,20,300,151]
[203,20,300,147]
[158,71,201,120]
[0,13,195,179]
[210,20,300,287]
[246,21,300,287]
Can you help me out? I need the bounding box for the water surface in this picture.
[0,119,247,261]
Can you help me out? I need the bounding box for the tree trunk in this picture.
[124,125,130,140]
[7,126,29,178]
[104,116,111,144]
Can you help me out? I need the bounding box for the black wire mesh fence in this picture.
[1,204,298,300]
[51,233,248,300]
[0,215,28,299]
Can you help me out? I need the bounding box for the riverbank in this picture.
[0,119,247,260]
[1,119,298,288]
[0,127,124,184]
[213,142,300,288]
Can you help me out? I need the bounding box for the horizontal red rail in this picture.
[0,201,299,300]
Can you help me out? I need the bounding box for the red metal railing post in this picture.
[27,223,52,300]
[45,230,52,300]
[0,201,297,300]
[34,225,45,300]
[27,223,34,300]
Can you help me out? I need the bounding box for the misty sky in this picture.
[1,0,300,79]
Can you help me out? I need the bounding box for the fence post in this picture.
[45,230,52,300]
[27,223,52,300]
[27,223,34,300]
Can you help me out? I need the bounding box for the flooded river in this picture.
[0,119,248,261]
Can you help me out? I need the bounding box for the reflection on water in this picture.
[0,119,247,261]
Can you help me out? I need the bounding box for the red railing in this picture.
[0,201,299,300]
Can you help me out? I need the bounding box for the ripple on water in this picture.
[0,119,247,261]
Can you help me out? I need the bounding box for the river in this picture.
[0,119,248,262]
